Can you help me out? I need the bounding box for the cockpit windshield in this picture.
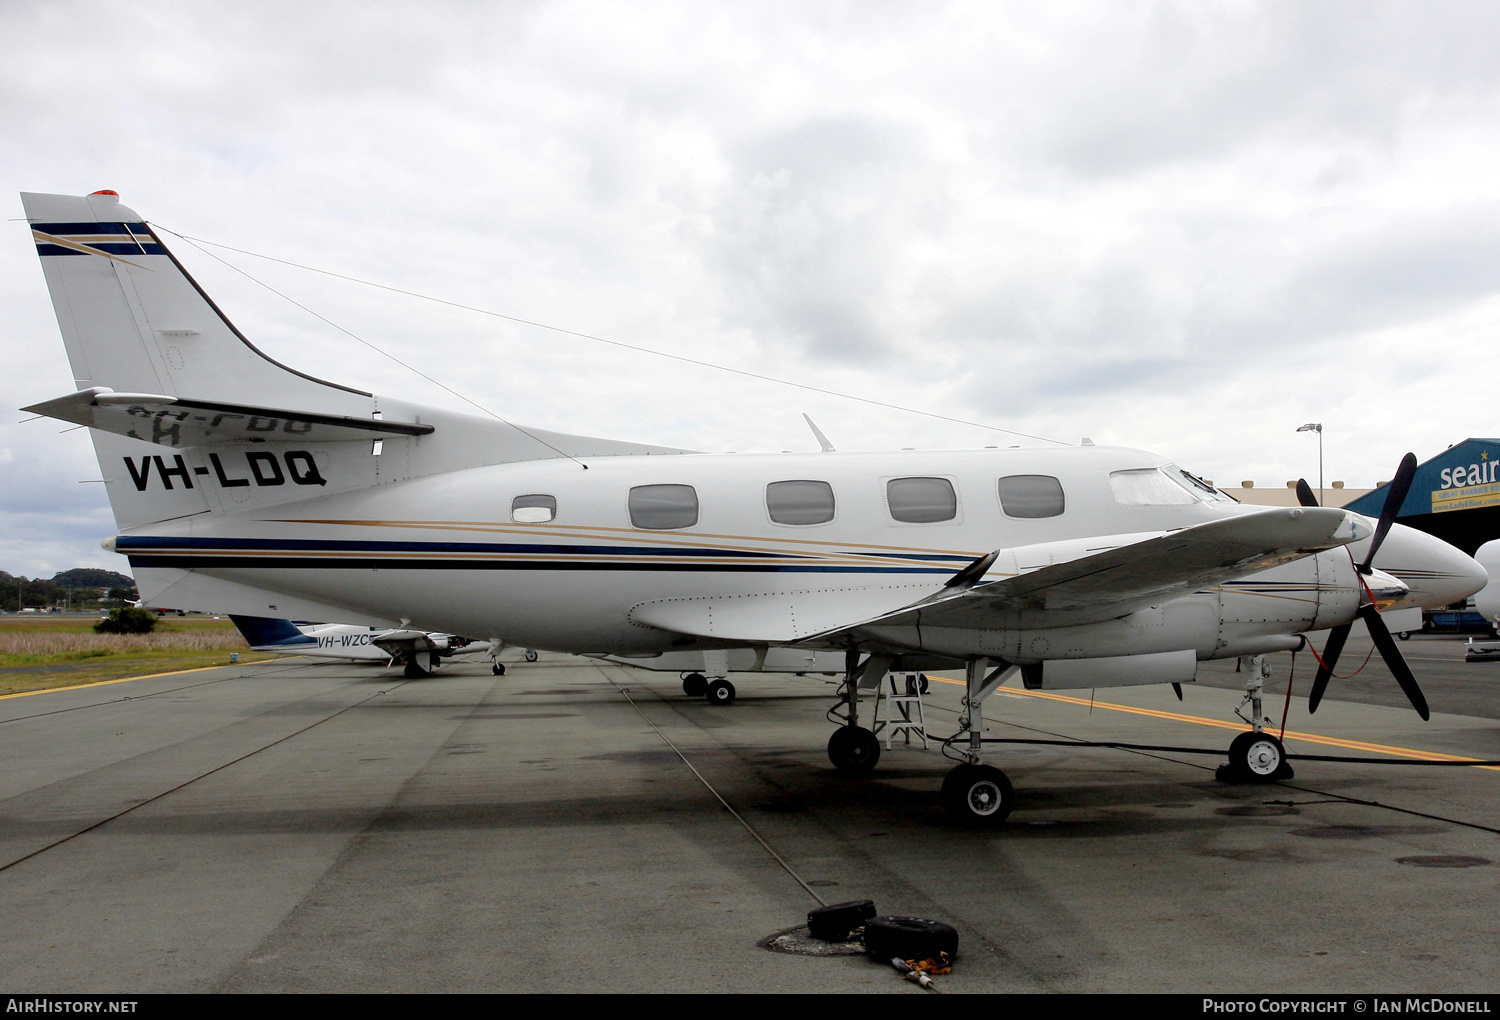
[1169,466,1236,502]
[1109,465,1236,506]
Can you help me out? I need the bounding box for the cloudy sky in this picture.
[3,1,1499,577]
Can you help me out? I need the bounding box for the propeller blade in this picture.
[1361,604,1431,720]
[1295,479,1320,508]
[1361,452,1418,572]
[1308,623,1352,714]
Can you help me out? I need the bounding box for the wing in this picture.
[629,507,1369,645]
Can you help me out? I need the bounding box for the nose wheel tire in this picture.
[681,672,707,697]
[706,678,736,705]
[941,764,1014,826]
[1227,731,1288,782]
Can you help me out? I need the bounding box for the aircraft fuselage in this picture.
[120,445,1481,666]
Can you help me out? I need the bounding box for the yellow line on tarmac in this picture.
[0,663,247,701]
[926,675,1499,770]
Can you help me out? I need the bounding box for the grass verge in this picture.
[0,617,278,696]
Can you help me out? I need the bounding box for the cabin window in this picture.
[998,474,1065,518]
[766,480,836,525]
[1109,468,1196,506]
[887,477,957,523]
[512,494,557,523]
[629,484,700,530]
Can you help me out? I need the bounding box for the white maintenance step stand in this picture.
[872,671,929,749]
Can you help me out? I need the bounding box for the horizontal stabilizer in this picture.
[24,388,432,447]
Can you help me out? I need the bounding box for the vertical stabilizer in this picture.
[23,190,372,413]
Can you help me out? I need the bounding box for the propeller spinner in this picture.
[1300,453,1429,719]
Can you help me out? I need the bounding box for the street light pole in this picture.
[1297,423,1324,506]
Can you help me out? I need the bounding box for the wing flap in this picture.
[629,584,938,644]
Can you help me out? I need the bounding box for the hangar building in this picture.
[1342,438,1500,556]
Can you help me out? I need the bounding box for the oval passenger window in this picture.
[512,494,557,523]
[998,475,1065,518]
[629,484,699,530]
[766,480,835,525]
[887,477,957,523]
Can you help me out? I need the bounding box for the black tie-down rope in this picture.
[952,734,1500,767]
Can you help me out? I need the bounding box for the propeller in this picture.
[1305,453,1428,719]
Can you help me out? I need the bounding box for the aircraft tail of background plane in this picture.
[21,190,693,534]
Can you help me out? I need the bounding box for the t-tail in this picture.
[22,189,689,617]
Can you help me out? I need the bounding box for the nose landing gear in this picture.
[1218,654,1294,783]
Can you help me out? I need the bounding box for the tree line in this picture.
[0,569,138,611]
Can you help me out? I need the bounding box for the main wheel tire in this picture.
[404,659,429,679]
[1227,731,1286,783]
[1398,631,1412,641]
[491,662,506,676]
[706,678,736,705]
[682,672,708,697]
[827,726,881,774]
[941,763,1014,826]
[862,916,959,964]
[904,675,931,696]
[524,648,539,662]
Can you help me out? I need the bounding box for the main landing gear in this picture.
[940,657,1018,826]
[825,652,1018,825]
[1217,653,1293,783]
[826,648,884,774]
[404,650,439,679]
[680,672,736,705]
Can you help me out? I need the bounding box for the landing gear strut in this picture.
[827,646,882,774]
[1218,654,1293,783]
[942,657,1018,826]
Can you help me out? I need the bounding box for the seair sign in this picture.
[1343,439,1500,520]
[1431,446,1500,515]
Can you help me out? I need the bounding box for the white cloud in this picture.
[3,1,1500,575]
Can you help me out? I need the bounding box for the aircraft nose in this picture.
[1368,524,1488,610]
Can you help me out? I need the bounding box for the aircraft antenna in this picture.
[803,413,836,452]
[157,229,1071,447]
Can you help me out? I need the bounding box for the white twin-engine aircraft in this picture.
[227,616,494,673]
[21,190,1486,825]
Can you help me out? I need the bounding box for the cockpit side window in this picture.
[1109,468,1197,505]
[629,484,699,530]
[512,494,557,523]
[998,475,1065,518]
